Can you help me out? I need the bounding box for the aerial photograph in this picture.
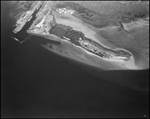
[1,1,149,118]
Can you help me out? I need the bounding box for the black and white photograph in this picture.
[1,1,149,118]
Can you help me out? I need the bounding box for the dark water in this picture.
[1,30,149,118]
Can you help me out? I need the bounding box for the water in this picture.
[1,34,149,118]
